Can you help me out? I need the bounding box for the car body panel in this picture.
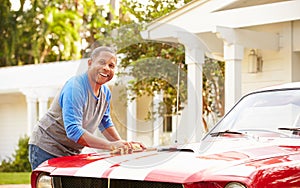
[33,139,300,186]
[31,83,300,188]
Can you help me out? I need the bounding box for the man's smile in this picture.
[98,72,109,77]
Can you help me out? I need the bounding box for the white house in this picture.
[1,0,300,161]
[141,0,300,144]
[0,58,162,161]
[0,60,83,160]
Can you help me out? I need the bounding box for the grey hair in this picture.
[90,46,116,59]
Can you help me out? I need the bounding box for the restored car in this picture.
[31,82,300,188]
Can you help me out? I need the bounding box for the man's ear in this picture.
[88,59,92,67]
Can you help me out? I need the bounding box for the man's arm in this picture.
[102,126,147,150]
[102,126,122,141]
[103,126,147,150]
[77,131,125,150]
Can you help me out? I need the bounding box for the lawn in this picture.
[0,172,31,184]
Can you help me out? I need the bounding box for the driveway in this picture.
[0,185,30,188]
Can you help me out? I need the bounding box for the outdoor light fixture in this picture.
[248,49,263,73]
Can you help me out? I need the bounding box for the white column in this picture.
[21,87,58,135]
[153,91,163,146]
[20,89,38,136]
[126,91,137,141]
[177,32,207,143]
[223,44,244,112]
[25,96,38,136]
[186,48,204,142]
[38,97,49,120]
[213,26,245,113]
[35,87,58,119]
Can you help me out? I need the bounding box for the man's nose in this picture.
[102,63,109,70]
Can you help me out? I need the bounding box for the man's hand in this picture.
[129,141,147,151]
[110,141,147,155]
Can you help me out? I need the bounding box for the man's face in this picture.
[88,51,117,86]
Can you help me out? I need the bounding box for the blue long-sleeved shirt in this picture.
[29,72,114,157]
[59,72,113,142]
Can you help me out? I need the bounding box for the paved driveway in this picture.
[0,185,30,188]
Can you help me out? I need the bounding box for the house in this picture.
[0,60,84,160]
[0,58,163,161]
[141,0,300,144]
[1,0,300,161]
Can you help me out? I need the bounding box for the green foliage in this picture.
[115,0,192,118]
[0,0,17,66]
[80,1,120,56]
[0,0,224,124]
[38,5,81,63]
[121,0,191,23]
[0,135,31,172]
[0,0,89,65]
[0,0,192,66]
[203,58,225,119]
[117,41,187,117]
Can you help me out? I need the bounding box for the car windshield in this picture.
[204,89,300,140]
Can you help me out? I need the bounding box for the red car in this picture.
[31,83,300,188]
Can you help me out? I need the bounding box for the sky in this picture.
[9,0,149,11]
[10,0,30,11]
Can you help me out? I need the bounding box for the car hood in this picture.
[35,138,300,184]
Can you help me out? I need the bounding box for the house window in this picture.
[163,114,172,132]
[163,104,173,132]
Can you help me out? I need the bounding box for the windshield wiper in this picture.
[210,130,243,137]
[278,127,300,131]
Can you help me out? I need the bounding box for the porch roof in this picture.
[0,59,88,94]
[141,0,300,58]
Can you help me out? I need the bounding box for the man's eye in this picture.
[109,64,115,69]
[99,59,106,64]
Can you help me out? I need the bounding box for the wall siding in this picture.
[242,22,293,95]
[0,93,27,161]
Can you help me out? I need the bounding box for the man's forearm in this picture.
[77,131,111,150]
[102,126,122,141]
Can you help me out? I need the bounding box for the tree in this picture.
[25,0,82,64]
[0,135,31,172]
[114,0,189,119]
[116,0,225,129]
[202,58,225,130]
[0,0,83,66]
[78,0,120,57]
[0,0,225,129]
[0,0,17,66]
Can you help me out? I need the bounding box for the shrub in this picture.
[0,135,31,172]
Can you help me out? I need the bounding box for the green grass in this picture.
[0,172,31,185]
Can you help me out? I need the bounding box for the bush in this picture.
[0,135,31,172]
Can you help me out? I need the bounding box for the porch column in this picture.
[185,48,204,142]
[20,89,38,136]
[38,97,48,120]
[126,90,137,141]
[26,96,38,136]
[21,87,58,135]
[213,26,245,112]
[223,44,244,112]
[178,32,206,143]
[35,87,58,119]
[153,91,163,146]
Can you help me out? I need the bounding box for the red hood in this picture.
[34,139,300,184]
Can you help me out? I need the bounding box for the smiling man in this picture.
[28,46,144,170]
